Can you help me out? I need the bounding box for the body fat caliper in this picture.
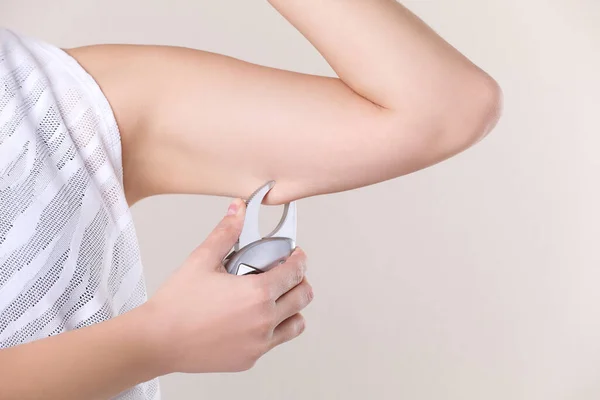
[224,181,297,275]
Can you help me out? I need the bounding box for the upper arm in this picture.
[67,44,500,205]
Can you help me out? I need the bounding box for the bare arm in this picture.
[66,0,502,205]
[0,306,157,400]
[0,203,313,399]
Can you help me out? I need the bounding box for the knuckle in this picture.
[239,358,257,372]
[291,264,304,286]
[293,248,308,265]
[244,342,268,368]
[247,276,272,303]
[304,283,314,304]
[255,342,269,358]
[293,247,306,258]
[261,308,277,331]
[254,282,274,304]
[295,317,306,336]
[231,363,245,373]
[254,304,276,333]
[293,284,313,310]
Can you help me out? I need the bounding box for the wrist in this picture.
[114,302,173,380]
[129,301,176,377]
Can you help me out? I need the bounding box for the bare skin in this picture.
[66,0,502,206]
[0,1,502,398]
[0,201,313,400]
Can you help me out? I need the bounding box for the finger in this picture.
[190,199,246,267]
[260,248,307,300]
[270,313,306,349]
[275,278,314,325]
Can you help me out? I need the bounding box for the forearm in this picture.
[269,0,494,112]
[0,306,160,400]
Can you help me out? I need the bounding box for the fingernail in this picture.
[227,199,243,216]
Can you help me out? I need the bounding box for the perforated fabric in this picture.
[0,29,159,399]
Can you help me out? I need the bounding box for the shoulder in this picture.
[0,29,131,213]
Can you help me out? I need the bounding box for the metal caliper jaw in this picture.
[224,181,297,275]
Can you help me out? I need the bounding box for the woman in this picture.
[0,0,502,398]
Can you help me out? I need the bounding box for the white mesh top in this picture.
[0,29,159,399]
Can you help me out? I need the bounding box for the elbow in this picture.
[415,71,503,159]
[438,72,503,155]
[466,72,503,143]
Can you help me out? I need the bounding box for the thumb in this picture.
[191,198,246,269]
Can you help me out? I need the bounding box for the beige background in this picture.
[2,0,600,399]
